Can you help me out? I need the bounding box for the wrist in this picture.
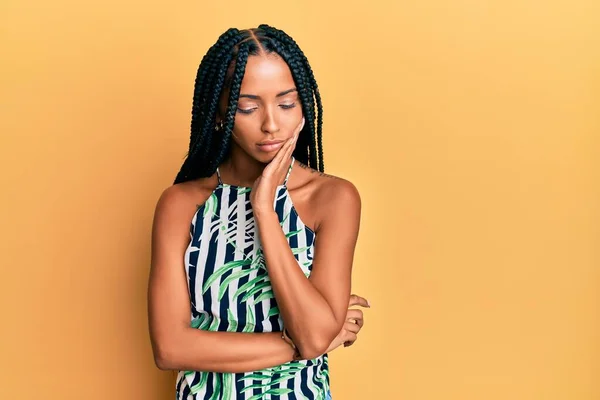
[254,209,278,221]
[282,328,303,361]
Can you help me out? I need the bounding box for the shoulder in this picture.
[315,175,361,213]
[294,161,361,232]
[153,177,216,227]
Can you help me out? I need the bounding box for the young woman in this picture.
[148,25,369,400]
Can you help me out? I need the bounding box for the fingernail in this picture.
[367,300,371,307]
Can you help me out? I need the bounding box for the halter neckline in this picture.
[216,156,295,188]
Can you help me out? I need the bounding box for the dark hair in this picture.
[173,24,324,185]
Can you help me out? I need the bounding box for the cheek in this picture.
[231,118,258,143]
[284,109,303,131]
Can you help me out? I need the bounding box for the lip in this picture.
[257,140,284,152]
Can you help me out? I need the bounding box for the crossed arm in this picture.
[147,179,361,373]
[255,179,361,359]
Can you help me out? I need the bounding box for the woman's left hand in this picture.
[324,294,369,354]
[250,117,304,216]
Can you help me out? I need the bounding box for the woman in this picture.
[148,25,369,400]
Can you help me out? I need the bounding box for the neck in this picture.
[220,146,285,187]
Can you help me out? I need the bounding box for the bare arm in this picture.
[255,179,361,359]
[147,185,296,373]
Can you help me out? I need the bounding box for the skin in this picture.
[147,52,368,374]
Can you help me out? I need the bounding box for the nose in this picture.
[261,106,280,134]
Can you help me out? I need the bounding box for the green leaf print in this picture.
[266,306,279,318]
[274,363,305,374]
[242,304,255,333]
[280,209,291,226]
[265,388,295,395]
[208,373,222,400]
[222,373,233,400]
[291,246,312,256]
[239,375,296,392]
[237,187,252,195]
[285,228,303,239]
[254,290,275,304]
[233,274,269,299]
[236,360,307,399]
[217,267,255,301]
[260,375,296,387]
[241,280,272,303]
[208,316,220,331]
[203,192,218,217]
[250,253,265,270]
[307,371,321,399]
[240,361,306,399]
[315,367,330,396]
[189,372,209,394]
[190,313,206,329]
[240,383,269,393]
[247,388,294,400]
[226,309,238,332]
[202,259,252,294]
[238,361,305,382]
[238,373,271,381]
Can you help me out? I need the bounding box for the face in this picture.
[218,53,303,163]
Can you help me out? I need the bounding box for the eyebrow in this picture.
[239,88,297,100]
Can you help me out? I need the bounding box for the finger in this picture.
[344,321,360,334]
[343,332,357,347]
[271,119,301,177]
[344,339,357,347]
[267,117,304,180]
[272,120,301,169]
[346,309,363,320]
[348,294,370,308]
[346,318,363,330]
[346,315,363,328]
[263,138,292,179]
[346,310,364,327]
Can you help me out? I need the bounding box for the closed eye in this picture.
[237,103,296,114]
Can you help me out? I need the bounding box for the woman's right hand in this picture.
[325,294,370,353]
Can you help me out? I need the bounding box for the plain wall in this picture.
[1,0,598,399]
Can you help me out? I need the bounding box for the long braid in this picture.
[189,32,245,163]
[189,29,240,153]
[208,41,251,173]
[176,31,245,183]
[174,26,326,185]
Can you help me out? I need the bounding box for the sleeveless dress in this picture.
[175,156,332,400]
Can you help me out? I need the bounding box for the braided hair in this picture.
[173,25,325,185]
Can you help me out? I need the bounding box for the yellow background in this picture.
[1,0,598,399]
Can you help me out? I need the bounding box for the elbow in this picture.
[154,353,172,371]
[297,342,328,360]
[295,327,337,360]
[153,340,178,371]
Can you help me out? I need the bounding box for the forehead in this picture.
[239,54,295,94]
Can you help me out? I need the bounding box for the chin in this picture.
[254,152,277,164]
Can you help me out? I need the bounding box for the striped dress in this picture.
[175,156,332,400]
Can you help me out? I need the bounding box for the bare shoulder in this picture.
[153,177,216,227]
[294,161,361,232]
